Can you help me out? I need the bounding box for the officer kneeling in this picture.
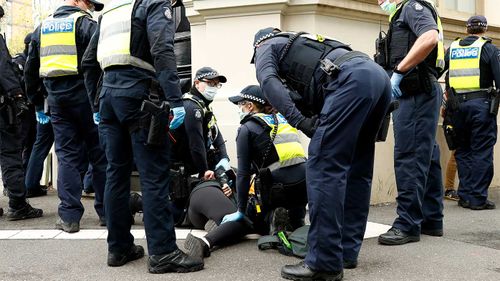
[82,0,203,273]
[253,28,391,281]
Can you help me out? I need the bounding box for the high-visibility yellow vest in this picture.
[39,12,88,78]
[97,0,155,72]
[449,37,488,92]
[389,0,445,71]
[253,113,306,171]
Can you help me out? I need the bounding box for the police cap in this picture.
[194,67,227,83]
[89,0,104,12]
[250,27,281,63]
[229,85,268,105]
[467,15,487,28]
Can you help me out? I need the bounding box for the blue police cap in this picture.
[229,85,268,105]
[467,15,487,27]
[194,67,227,83]
[250,27,281,63]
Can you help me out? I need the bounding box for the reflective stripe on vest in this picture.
[389,0,445,71]
[253,113,306,171]
[97,0,155,72]
[449,38,488,92]
[39,12,87,78]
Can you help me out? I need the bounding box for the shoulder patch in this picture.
[194,109,202,120]
[164,7,172,20]
[414,3,423,11]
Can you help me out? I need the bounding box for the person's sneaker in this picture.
[26,186,48,198]
[55,218,80,233]
[108,244,145,267]
[148,249,204,274]
[270,207,291,234]
[470,200,496,210]
[444,189,459,201]
[99,216,106,227]
[378,227,420,245]
[204,219,218,233]
[5,203,43,221]
[184,233,210,260]
[458,199,470,208]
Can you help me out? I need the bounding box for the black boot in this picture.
[148,249,204,274]
[108,244,145,267]
[6,202,43,221]
[378,227,420,245]
[281,261,343,281]
[184,233,210,260]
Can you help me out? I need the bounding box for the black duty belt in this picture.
[456,90,490,103]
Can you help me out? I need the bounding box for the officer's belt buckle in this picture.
[320,58,340,76]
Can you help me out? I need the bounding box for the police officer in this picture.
[81,0,203,273]
[376,0,446,245]
[253,28,391,280]
[443,15,500,210]
[24,0,107,232]
[171,67,230,179]
[0,5,43,219]
[222,85,308,235]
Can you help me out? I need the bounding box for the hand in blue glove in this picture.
[390,72,404,99]
[169,106,186,130]
[35,111,50,124]
[221,211,244,224]
[93,112,100,125]
[215,158,230,171]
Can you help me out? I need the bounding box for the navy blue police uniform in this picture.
[82,0,203,272]
[24,6,107,228]
[443,34,500,209]
[253,29,391,279]
[0,6,43,219]
[377,0,445,245]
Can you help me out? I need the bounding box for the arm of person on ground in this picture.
[255,41,306,127]
[146,0,182,107]
[81,17,102,113]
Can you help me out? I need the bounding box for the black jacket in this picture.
[24,6,97,110]
[82,0,182,112]
[0,34,23,97]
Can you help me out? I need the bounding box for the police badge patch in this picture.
[164,7,172,20]
[194,109,202,120]
[414,3,423,11]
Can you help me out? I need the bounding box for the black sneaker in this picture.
[444,189,459,201]
[6,203,43,221]
[148,249,204,274]
[458,199,470,208]
[281,261,343,281]
[55,218,80,233]
[378,227,420,245]
[108,244,145,267]
[343,260,357,269]
[470,200,496,210]
[184,233,210,260]
[26,186,48,198]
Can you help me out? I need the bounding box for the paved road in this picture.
[1,187,500,280]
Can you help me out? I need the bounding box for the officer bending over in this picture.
[170,67,230,179]
[0,5,43,220]
[253,28,391,281]
[442,15,500,210]
[82,0,203,273]
[222,85,308,235]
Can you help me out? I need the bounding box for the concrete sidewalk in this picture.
[1,188,500,280]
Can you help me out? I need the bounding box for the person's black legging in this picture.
[188,185,250,247]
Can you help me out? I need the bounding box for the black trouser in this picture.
[188,186,250,247]
[0,102,27,209]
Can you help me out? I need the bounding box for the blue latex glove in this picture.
[169,106,186,130]
[93,112,100,125]
[35,111,50,124]
[221,211,244,224]
[390,72,404,99]
[215,158,230,171]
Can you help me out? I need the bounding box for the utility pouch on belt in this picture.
[374,31,389,68]
[489,89,499,116]
[376,100,399,142]
[169,166,190,202]
[0,96,17,126]
[442,88,459,150]
[140,99,170,146]
[399,67,434,96]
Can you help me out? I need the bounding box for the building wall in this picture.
[186,0,500,204]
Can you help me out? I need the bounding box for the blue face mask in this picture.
[380,0,397,14]
[201,86,218,101]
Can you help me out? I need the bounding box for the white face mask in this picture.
[201,86,218,101]
[239,107,251,121]
[380,0,397,14]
